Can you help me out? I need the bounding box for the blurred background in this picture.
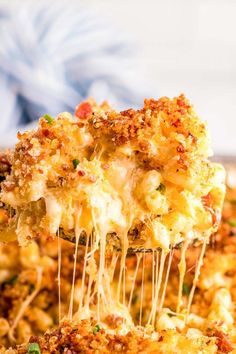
[0,0,236,155]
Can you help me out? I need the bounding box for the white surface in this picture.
[89,0,236,155]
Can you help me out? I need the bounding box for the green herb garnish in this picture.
[227,219,236,228]
[183,283,190,295]
[29,284,35,293]
[72,159,80,169]
[3,275,18,286]
[93,324,101,334]
[167,312,175,317]
[28,342,41,354]
[43,114,54,124]
[156,183,166,194]
[132,294,138,305]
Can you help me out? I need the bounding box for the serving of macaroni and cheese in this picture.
[0,95,233,353]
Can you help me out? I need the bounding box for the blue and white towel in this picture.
[0,0,151,147]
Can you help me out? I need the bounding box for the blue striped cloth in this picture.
[0,0,151,147]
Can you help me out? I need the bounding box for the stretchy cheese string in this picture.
[151,250,155,305]
[186,237,208,318]
[154,251,159,301]
[109,252,119,283]
[128,254,142,311]
[177,240,190,313]
[8,266,42,343]
[68,209,82,320]
[148,250,167,326]
[97,228,106,321]
[139,253,145,326]
[57,231,62,322]
[85,264,93,309]
[79,231,90,312]
[159,249,173,312]
[117,231,129,304]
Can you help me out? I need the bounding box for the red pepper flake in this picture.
[75,102,92,119]
[78,170,85,177]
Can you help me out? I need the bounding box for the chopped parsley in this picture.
[132,293,138,305]
[43,114,54,124]
[156,183,166,194]
[29,283,35,293]
[93,324,101,334]
[72,159,80,169]
[183,283,190,295]
[28,342,41,354]
[3,274,18,286]
[227,219,236,228]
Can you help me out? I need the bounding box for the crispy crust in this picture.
[88,94,209,164]
[11,320,218,354]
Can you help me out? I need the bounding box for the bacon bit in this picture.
[177,95,190,110]
[41,129,55,139]
[78,170,85,177]
[75,102,92,119]
[202,193,213,209]
[102,163,110,170]
[177,98,185,107]
[202,193,218,225]
[213,330,233,353]
[178,156,188,170]
[172,118,181,128]
[176,144,185,153]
